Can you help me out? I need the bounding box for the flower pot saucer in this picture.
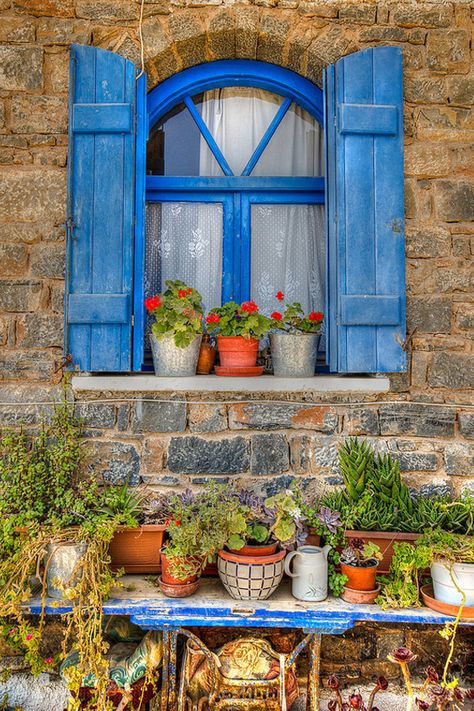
[157,576,200,598]
[421,585,474,619]
[215,365,264,377]
[342,584,380,604]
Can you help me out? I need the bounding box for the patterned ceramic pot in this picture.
[217,549,286,600]
[151,334,202,376]
[270,333,320,377]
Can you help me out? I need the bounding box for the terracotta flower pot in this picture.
[197,335,217,374]
[342,584,381,605]
[344,530,421,574]
[341,560,379,591]
[108,524,167,574]
[228,542,278,557]
[160,551,200,585]
[217,336,259,368]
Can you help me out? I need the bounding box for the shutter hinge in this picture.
[131,315,135,326]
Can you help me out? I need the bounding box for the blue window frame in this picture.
[144,60,325,307]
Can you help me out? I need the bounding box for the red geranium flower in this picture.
[308,311,323,322]
[178,289,188,298]
[276,291,285,301]
[25,634,33,642]
[144,295,161,312]
[186,287,192,295]
[45,657,53,665]
[241,301,259,313]
[206,313,220,324]
[271,311,283,321]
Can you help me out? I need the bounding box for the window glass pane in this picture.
[252,103,324,177]
[146,100,222,176]
[250,204,326,319]
[145,202,223,315]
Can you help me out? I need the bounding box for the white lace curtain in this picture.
[145,87,325,317]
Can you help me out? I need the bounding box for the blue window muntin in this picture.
[144,59,325,304]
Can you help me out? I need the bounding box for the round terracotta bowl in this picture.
[342,584,381,605]
[341,560,378,591]
[228,542,278,557]
[217,548,286,601]
[217,336,259,368]
[158,576,200,598]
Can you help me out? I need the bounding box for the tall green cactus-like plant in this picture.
[372,453,413,516]
[337,437,375,502]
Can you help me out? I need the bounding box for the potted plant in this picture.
[145,280,203,376]
[426,530,474,607]
[269,291,324,377]
[102,486,168,574]
[303,502,348,597]
[217,489,305,601]
[340,537,383,603]
[206,300,272,375]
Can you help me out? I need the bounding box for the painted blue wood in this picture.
[326,46,406,373]
[242,96,292,176]
[340,295,401,326]
[132,72,148,372]
[324,65,338,372]
[147,60,324,130]
[338,104,398,135]
[72,103,132,132]
[66,45,139,372]
[146,176,325,192]
[183,95,234,176]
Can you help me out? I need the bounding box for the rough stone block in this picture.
[446,74,474,106]
[289,435,312,474]
[206,9,236,60]
[74,402,116,429]
[0,280,42,312]
[406,297,451,334]
[16,314,63,348]
[167,436,250,474]
[256,14,289,64]
[76,0,138,20]
[11,96,68,134]
[0,17,35,42]
[228,403,338,433]
[338,4,376,24]
[434,181,474,222]
[143,436,166,472]
[83,440,140,485]
[0,350,55,381]
[455,304,474,331]
[235,7,260,59]
[14,0,74,15]
[168,13,206,67]
[345,407,380,436]
[44,50,70,95]
[0,46,42,91]
[37,18,91,44]
[132,399,186,433]
[391,4,452,28]
[117,404,129,431]
[393,452,439,472]
[0,169,66,223]
[0,244,28,277]
[429,353,474,390]
[427,30,470,72]
[405,143,449,178]
[0,384,61,425]
[142,17,170,56]
[188,404,227,432]
[444,443,474,477]
[459,413,474,440]
[30,243,65,279]
[359,26,407,42]
[378,404,455,438]
[405,225,450,259]
[250,433,289,475]
[307,24,352,65]
[51,284,64,313]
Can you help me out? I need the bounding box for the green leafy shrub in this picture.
[206,300,272,339]
[145,280,203,348]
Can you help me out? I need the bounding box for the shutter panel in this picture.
[66,45,144,372]
[325,46,406,373]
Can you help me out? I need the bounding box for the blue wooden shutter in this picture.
[325,46,406,373]
[66,45,145,372]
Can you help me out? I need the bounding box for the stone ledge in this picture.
[71,374,391,393]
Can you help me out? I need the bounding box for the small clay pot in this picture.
[342,584,381,605]
[341,560,379,591]
[228,542,278,557]
[217,336,259,368]
[158,576,200,598]
[160,551,200,585]
[197,335,217,374]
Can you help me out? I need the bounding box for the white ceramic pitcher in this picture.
[284,545,331,602]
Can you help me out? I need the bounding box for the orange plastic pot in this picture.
[160,551,200,585]
[341,561,379,591]
[108,524,166,574]
[217,336,259,368]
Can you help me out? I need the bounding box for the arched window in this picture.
[145,61,325,323]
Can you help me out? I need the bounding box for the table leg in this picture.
[168,630,179,711]
[306,633,321,711]
[160,630,171,711]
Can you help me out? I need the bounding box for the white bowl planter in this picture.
[431,560,474,607]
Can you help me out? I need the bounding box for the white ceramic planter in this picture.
[431,560,474,607]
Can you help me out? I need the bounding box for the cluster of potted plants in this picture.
[145,281,324,377]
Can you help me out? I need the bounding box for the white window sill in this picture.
[71,374,390,393]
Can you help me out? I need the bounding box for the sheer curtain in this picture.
[200,87,325,316]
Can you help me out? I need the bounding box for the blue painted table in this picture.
[27,577,474,711]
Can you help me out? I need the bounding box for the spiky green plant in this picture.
[337,437,374,503]
[372,453,413,517]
